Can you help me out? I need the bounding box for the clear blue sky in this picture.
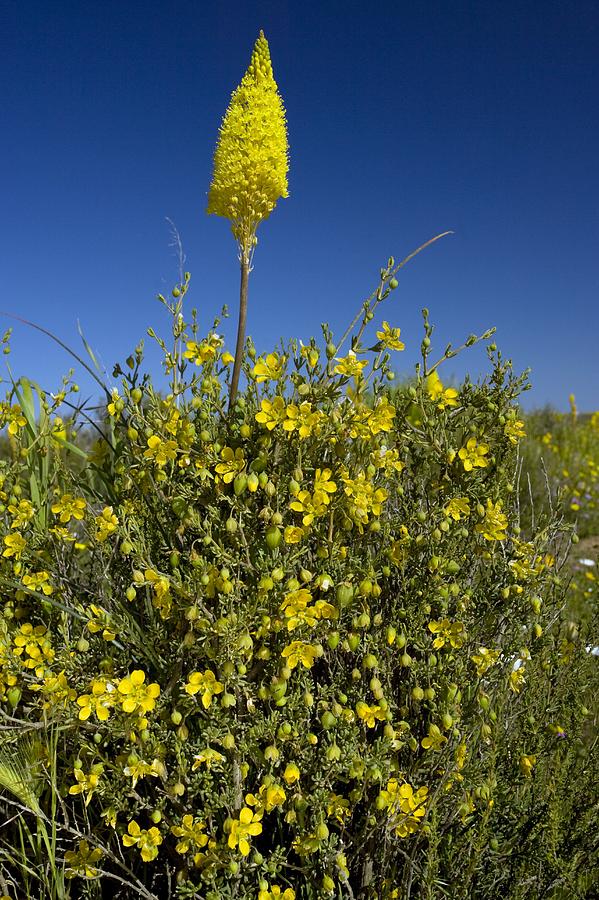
[2,0,598,410]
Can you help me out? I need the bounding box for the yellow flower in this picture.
[258,885,296,900]
[245,782,286,814]
[283,402,323,438]
[123,758,163,789]
[355,701,387,728]
[475,499,508,541]
[252,352,285,383]
[289,489,327,526]
[342,471,388,530]
[471,647,500,676]
[334,352,368,378]
[443,496,470,521]
[300,342,320,368]
[86,604,116,642]
[13,623,54,674]
[76,677,116,722]
[184,669,224,708]
[327,793,351,823]
[255,396,287,430]
[376,321,405,351]
[215,446,246,483]
[284,525,305,544]
[145,569,172,619]
[421,724,447,751]
[122,820,163,862]
[106,389,124,416]
[366,397,396,435]
[30,670,76,709]
[374,448,405,473]
[2,532,26,559]
[143,435,178,468]
[426,371,458,410]
[183,335,223,366]
[280,588,337,631]
[519,754,536,777]
[458,437,489,471]
[51,493,86,523]
[95,506,119,542]
[21,570,53,596]
[8,499,35,529]
[283,762,300,785]
[280,588,316,630]
[568,393,577,419]
[207,30,288,253]
[117,670,160,715]
[504,418,526,443]
[64,839,103,879]
[192,747,226,770]
[69,763,104,806]
[314,468,337,504]
[509,665,526,693]
[4,403,27,435]
[227,806,263,856]
[281,641,319,669]
[427,618,465,650]
[377,779,428,837]
[171,815,209,854]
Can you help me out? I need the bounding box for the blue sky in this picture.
[2,0,598,410]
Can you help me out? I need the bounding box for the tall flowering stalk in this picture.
[207,30,289,409]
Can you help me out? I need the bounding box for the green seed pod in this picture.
[265,526,282,550]
[327,631,340,650]
[347,633,360,652]
[6,687,21,708]
[336,583,354,608]
[315,822,329,840]
[321,711,337,729]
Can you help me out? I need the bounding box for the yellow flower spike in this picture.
[208,31,289,410]
[207,30,288,247]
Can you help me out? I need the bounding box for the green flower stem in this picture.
[229,253,250,411]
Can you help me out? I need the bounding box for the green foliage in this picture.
[519,405,599,540]
[0,275,596,899]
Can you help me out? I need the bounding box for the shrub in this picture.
[0,274,597,898]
